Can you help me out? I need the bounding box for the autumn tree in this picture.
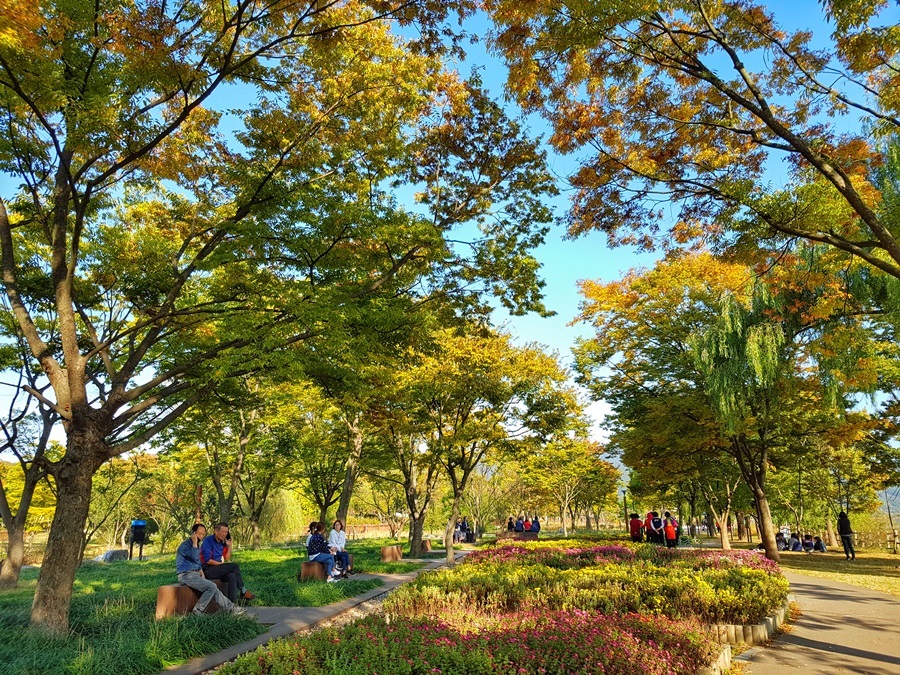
[486,0,900,278]
[574,250,880,559]
[0,0,566,634]
[397,328,573,562]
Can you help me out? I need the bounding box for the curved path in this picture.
[741,570,900,674]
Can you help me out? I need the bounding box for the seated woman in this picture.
[775,532,787,551]
[788,532,803,552]
[514,516,524,532]
[329,519,353,577]
[813,536,827,552]
[523,517,532,532]
[507,517,515,531]
[306,521,339,582]
[802,534,815,553]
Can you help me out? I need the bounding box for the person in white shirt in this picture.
[328,519,354,577]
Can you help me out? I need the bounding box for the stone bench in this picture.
[155,578,226,619]
[298,554,355,581]
[380,544,403,562]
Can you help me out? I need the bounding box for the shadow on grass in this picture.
[0,538,417,675]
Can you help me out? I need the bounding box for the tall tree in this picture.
[486,0,900,278]
[0,1,561,634]
[574,250,878,559]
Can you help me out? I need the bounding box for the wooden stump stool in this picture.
[380,544,403,562]
[155,579,225,619]
[299,560,327,581]
[422,539,433,552]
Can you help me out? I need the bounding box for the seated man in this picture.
[775,532,787,551]
[813,536,827,552]
[176,523,244,616]
[200,522,255,603]
[801,534,815,553]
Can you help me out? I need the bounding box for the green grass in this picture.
[0,538,419,675]
[773,548,900,598]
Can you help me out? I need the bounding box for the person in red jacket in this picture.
[629,513,644,543]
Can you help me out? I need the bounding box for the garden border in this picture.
[696,593,793,675]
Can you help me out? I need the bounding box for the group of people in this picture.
[306,519,355,581]
[506,515,540,533]
[630,512,679,548]
[773,512,855,560]
[175,522,255,616]
[776,531,827,553]
[454,517,475,543]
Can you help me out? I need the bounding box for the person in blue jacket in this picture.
[200,522,255,603]
[530,516,541,533]
[176,524,244,616]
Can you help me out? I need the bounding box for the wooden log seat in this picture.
[299,560,327,581]
[155,578,225,619]
[380,544,403,562]
[496,531,539,541]
[297,554,355,581]
[421,539,433,552]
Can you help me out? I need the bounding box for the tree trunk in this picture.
[408,511,426,556]
[30,437,106,635]
[250,517,261,550]
[335,414,363,526]
[444,495,459,566]
[0,523,26,589]
[825,517,838,548]
[718,509,732,550]
[751,487,779,562]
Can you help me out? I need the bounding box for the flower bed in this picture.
[216,610,718,675]
[384,543,788,626]
[215,540,776,675]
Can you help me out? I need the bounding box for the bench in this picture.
[298,554,355,581]
[380,544,403,562]
[496,531,539,541]
[155,578,226,619]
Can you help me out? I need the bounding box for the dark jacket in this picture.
[838,515,853,536]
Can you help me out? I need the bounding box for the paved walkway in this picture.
[740,570,900,674]
[163,552,465,675]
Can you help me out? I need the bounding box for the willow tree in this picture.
[0,0,564,634]
[574,250,879,560]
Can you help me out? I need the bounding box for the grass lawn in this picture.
[774,548,900,598]
[0,537,419,675]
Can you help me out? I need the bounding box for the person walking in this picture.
[838,511,856,560]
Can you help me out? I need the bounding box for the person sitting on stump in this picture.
[200,522,255,603]
[307,521,340,582]
[328,519,354,577]
[176,523,245,616]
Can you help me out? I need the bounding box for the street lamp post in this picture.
[621,489,628,532]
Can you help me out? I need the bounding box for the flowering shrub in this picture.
[216,611,718,675]
[384,542,788,625]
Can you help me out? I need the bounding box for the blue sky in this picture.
[455,0,893,439]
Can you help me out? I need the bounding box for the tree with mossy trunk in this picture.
[0,0,559,635]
